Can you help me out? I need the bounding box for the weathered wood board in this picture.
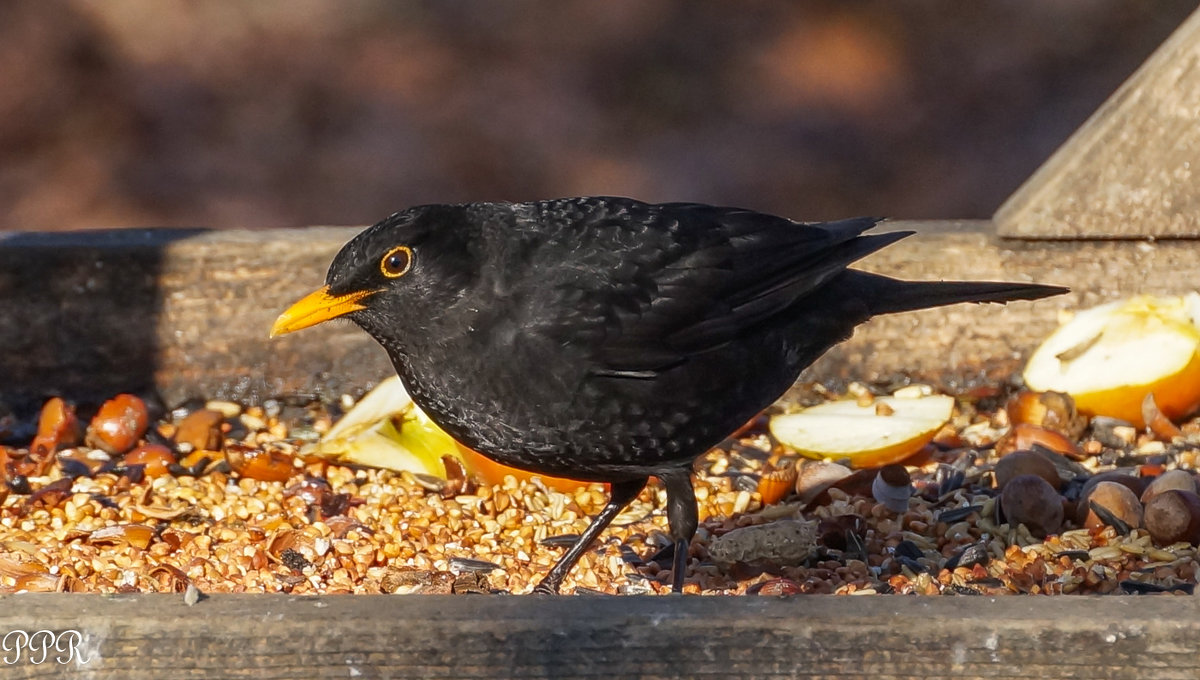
[995,7,1200,238]
[3,221,1200,408]
[0,593,1195,680]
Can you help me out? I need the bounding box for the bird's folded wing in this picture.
[525,204,903,375]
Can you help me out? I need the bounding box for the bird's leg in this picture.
[533,477,647,594]
[660,470,698,593]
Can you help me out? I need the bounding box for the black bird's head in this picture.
[271,205,482,342]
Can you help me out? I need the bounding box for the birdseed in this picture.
[2,385,1200,596]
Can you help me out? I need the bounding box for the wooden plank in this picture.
[0,593,1193,679]
[3,220,1197,407]
[995,7,1200,238]
[0,227,376,409]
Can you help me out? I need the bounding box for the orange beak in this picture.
[270,285,377,337]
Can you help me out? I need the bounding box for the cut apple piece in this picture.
[455,445,597,492]
[769,394,954,468]
[313,376,462,477]
[315,376,596,491]
[1023,294,1200,428]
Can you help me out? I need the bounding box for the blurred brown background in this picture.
[0,1,1193,231]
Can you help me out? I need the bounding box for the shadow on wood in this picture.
[0,230,203,418]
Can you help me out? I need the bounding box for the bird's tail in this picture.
[845,271,1069,316]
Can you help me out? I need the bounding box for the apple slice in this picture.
[769,394,954,468]
[313,376,462,477]
[455,445,597,492]
[315,376,595,490]
[1023,294,1200,428]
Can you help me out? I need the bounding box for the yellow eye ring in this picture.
[380,245,413,278]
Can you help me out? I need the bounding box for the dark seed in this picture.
[730,444,770,463]
[226,423,252,443]
[318,493,357,519]
[647,542,676,566]
[540,534,581,548]
[1119,580,1195,595]
[122,464,146,484]
[1091,417,1136,449]
[894,540,924,561]
[935,465,967,496]
[90,494,119,510]
[1054,550,1092,561]
[732,474,760,493]
[1088,499,1134,536]
[8,475,31,495]
[143,427,174,448]
[449,557,501,574]
[937,505,984,524]
[945,541,990,570]
[94,459,119,476]
[618,544,644,566]
[189,457,213,477]
[58,458,91,479]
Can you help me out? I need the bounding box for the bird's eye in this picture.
[380,245,413,278]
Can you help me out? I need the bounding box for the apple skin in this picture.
[770,395,953,469]
[1024,295,1200,429]
[457,444,600,492]
[1068,349,1200,428]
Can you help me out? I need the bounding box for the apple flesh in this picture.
[769,394,954,468]
[316,376,596,491]
[1023,294,1200,428]
[313,376,463,477]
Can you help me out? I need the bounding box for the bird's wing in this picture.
[519,199,905,376]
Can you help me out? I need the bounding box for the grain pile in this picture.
[1,384,1198,596]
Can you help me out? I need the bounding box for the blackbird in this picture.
[272,197,1067,593]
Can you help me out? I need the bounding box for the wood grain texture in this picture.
[0,593,1195,679]
[1,221,1194,407]
[995,8,1200,238]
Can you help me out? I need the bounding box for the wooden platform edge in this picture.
[0,593,1194,679]
[5,221,1200,407]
